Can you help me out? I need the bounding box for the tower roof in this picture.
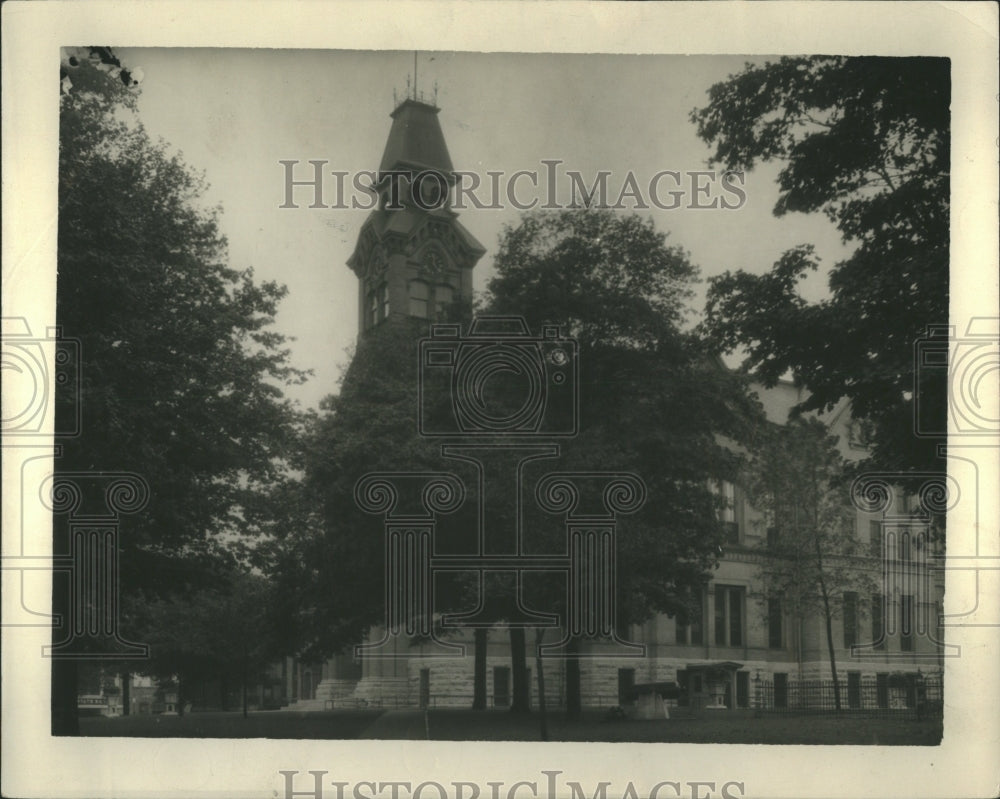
[378,98,454,177]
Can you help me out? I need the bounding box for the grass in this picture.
[78,708,942,745]
[426,709,942,745]
[79,709,383,739]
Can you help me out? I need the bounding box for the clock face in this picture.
[422,250,448,279]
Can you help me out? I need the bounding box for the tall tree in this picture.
[744,417,877,708]
[693,56,949,476]
[484,208,763,716]
[54,56,306,733]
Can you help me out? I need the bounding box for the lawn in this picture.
[426,709,943,745]
[79,709,383,739]
[78,708,942,745]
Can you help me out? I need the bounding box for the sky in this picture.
[114,49,854,411]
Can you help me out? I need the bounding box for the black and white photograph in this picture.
[2,3,998,799]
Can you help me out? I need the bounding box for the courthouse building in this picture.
[285,89,945,713]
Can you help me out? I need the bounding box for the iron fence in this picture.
[754,674,943,719]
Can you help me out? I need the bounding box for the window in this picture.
[714,585,743,647]
[367,289,378,329]
[380,282,389,320]
[872,593,886,650]
[618,668,636,706]
[408,280,454,320]
[409,280,429,318]
[767,597,783,649]
[434,284,453,317]
[843,592,858,648]
[367,282,390,328]
[675,592,704,645]
[717,481,740,544]
[900,594,914,651]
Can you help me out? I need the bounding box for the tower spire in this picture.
[346,87,485,335]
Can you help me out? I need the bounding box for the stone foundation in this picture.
[351,676,411,708]
[314,678,360,708]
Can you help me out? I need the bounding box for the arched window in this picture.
[409,280,429,318]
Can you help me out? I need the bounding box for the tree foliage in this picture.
[54,57,307,732]
[693,56,949,476]
[129,570,282,716]
[295,316,478,659]
[485,209,763,626]
[57,57,308,581]
[744,417,877,705]
[484,209,764,714]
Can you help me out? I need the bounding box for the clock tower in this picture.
[346,96,485,335]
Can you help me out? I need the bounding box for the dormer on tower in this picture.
[346,97,485,335]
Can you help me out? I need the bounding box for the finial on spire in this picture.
[393,54,438,109]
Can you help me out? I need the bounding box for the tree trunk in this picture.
[814,512,841,711]
[565,636,581,720]
[820,588,842,711]
[242,650,249,719]
[177,677,185,717]
[473,628,488,710]
[51,659,79,735]
[121,669,131,716]
[534,628,549,741]
[509,627,530,714]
